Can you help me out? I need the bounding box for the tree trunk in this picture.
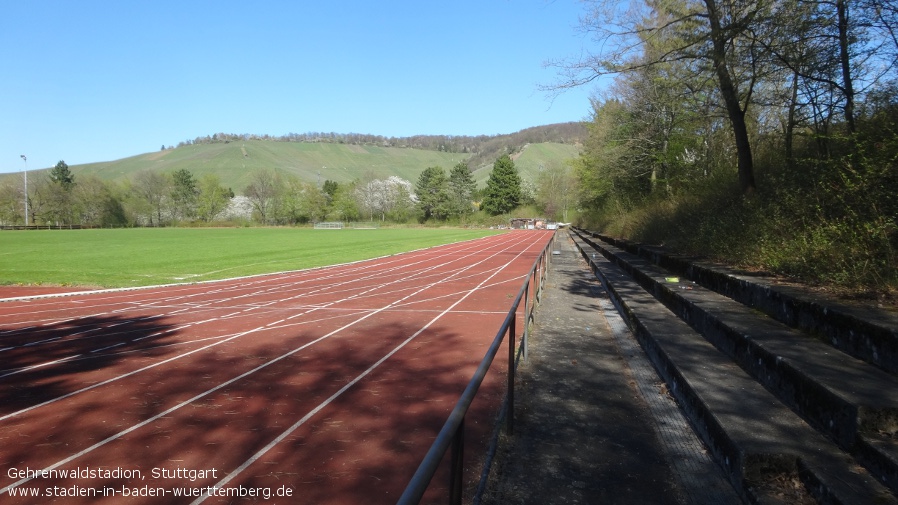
[705,0,757,194]
[786,70,799,167]
[837,0,856,134]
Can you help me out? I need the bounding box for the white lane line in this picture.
[0,235,527,421]
[194,234,539,503]
[0,355,83,380]
[0,236,500,349]
[90,343,126,353]
[0,323,261,423]
[22,336,62,347]
[132,331,167,342]
[0,234,538,497]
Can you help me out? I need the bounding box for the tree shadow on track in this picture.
[0,314,179,417]
[110,320,509,505]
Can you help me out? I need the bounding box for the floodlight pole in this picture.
[20,155,28,226]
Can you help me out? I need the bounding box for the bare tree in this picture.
[545,0,776,193]
[244,169,280,225]
[132,170,171,226]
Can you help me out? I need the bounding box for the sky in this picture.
[0,0,601,173]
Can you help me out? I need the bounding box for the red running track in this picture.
[0,230,554,504]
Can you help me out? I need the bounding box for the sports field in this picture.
[0,230,554,504]
[0,227,503,289]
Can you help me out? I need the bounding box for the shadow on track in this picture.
[110,320,508,505]
[0,314,179,416]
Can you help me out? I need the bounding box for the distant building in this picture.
[509,217,547,230]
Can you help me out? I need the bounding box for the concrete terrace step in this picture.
[574,230,898,494]
[569,231,897,505]
[576,233,898,425]
[581,230,898,376]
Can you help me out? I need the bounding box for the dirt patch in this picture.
[749,471,817,505]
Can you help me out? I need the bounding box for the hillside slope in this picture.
[73,141,471,192]
[5,141,580,194]
[472,142,581,187]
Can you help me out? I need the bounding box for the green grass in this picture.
[471,142,580,186]
[0,227,504,288]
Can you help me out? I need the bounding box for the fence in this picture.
[0,224,88,230]
[397,232,555,505]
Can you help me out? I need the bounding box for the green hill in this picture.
[74,141,472,193]
[6,141,580,194]
[471,142,581,187]
[2,124,584,195]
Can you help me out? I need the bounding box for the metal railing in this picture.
[0,224,87,230]
[398,232,554,505]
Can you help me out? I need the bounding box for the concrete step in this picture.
[576,232,898,428]
[575,230,898,494]
[569,231,897,505]
[580,230,898,376]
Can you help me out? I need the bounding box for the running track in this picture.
[0,230,554,504]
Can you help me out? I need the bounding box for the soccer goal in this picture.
[314,221,344,229]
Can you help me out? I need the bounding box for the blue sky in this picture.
[1,1,600,173]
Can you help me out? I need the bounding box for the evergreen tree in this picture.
[415,166,450,221]
[171,169,199,221]
[49,160,75,190]
[448,162,476,219]
[47,160,76,224]
[481,155,521,215]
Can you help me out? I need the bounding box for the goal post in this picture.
[313,221,344,229]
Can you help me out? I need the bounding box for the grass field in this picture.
[0,227,504,288]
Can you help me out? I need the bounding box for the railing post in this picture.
[523,282,530,362]
[449,419,465,505]
[397,235,554,505]
[507,317,515,436]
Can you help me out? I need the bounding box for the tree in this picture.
[547,0,771,193]
[276,174,325,224]
[0,179,23,225]
[132,170,171,226]
[304,183,329,223]
[447,162,476,219]
[320,179,338,215]
[415,166,450,221]
[323,180,339,200]
[27,173,51,225]
[244,169,280,225]
[196,174,233,222]
[170,169,198,221]
[481,155,522,215]
[384,176,416,222]
[74,175,126,227]
[47,160,76,224]
[327,181,360,221]
[355,176,416,222]
[49,160,75,190]
[536,162,578,222]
